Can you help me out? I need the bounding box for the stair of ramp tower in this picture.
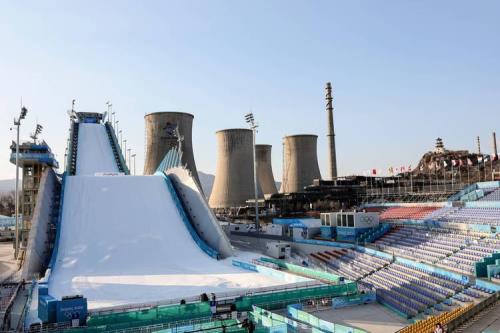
[104,122,129,174]
[66,122,79,175]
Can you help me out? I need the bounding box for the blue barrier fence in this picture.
[156,171,220,259]
[464,201,500,208]
[0,216,15,228]
[355,246,394,261]
[475,278,500,292]
[294,239,355,249]
[395,256,469,284]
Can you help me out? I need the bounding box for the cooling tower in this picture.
[255,144,278,195]
[209,129,257,209]
[281,134,321,193]
[144,112,201,187]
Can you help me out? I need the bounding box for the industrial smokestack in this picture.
[280,134,321,193]
[209,129,259,209]
[493,132,498,158]
[144,112,201,187]
[326,82,338,180]
[255,144,277,195]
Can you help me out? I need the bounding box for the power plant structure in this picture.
[209,129,260,209]
[280,134,321,193]
[493,132,498,158]
[143,112,201,188]
[255,144,278,196]
[325,82,338,180]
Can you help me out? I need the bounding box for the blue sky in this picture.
[1,1,499,180]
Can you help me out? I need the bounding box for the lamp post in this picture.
[245,112,259,232]
[131,154,136,175]
[127,148,131,168]
[106,101,112,124]
[123,139,127,158]
[118,130,122,149]
[14,106,28,259]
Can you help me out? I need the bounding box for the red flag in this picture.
[452,160,457,167]
[459,159,464,166]
[372,169,377,175]
[493,154,499,161]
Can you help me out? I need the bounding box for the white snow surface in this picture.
[49,175,293,309]
[76,123,119,175]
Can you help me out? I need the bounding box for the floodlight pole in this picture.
[131,154,136,175]
[127,148,131,168]
[14,106,27,259]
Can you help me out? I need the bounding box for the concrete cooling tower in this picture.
[255,144,278,195]
[281,134,321,193]
[209,129,258,209]
[144,112,201,187]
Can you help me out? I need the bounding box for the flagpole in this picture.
[458,164,462,186]
[491,158,494,181]
[478,159,481,182]
[467,163,470,185]
[429,167,432,192]
[410,171,413,192]
[451,164,454,190]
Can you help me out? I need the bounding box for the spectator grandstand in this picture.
[379,206,440,220]
[306,247,496,319]
[372,226,499,273]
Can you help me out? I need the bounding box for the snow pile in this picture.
[49,176,294,309]
[76,123,118,175]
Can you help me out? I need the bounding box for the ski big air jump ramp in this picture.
[43,121,302,311]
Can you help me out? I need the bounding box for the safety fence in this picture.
[287,304,368,333]
[73,282,358,332]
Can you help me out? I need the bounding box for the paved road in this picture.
[0,242,17,282]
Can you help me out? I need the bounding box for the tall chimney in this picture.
[326,82,338,180]
[477,136,481,155]
[493,132,498,158]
